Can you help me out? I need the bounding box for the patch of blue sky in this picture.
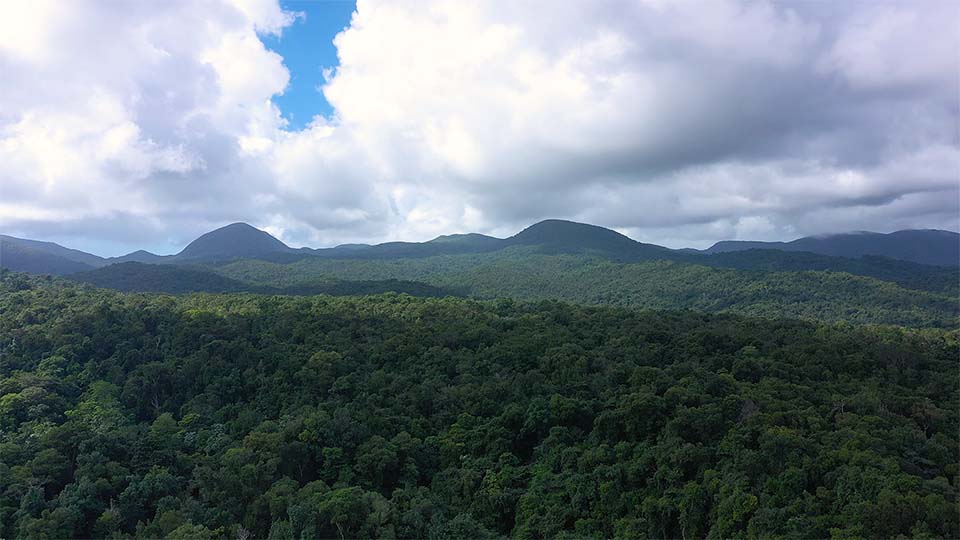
[259,0,357,130]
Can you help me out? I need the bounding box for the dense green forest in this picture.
[1,272,957,539]
[700,251,958,295]
[214,248,959,328]
[73,262,450,298]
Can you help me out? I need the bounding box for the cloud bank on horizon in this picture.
[0,0,957,255]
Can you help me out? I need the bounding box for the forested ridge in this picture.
[1,272,957,539]
[72,262,451,298]
[10,220,959,330]
[215,249,959,328]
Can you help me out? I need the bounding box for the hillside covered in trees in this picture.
[214,248,959,328]
[1,272,956,539]
[7,221,958,329]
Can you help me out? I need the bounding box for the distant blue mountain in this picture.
[504,219,670,260]
[1,234,106,269]
[705,229,958,267]
[176,222,294,261]
[0,237,97,275]
[107,250,172,265]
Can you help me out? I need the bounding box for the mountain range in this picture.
[3,220,956,277]
[2,219,957,327]
[704,229,959,267]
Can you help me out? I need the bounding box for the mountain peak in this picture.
[176,222,291,261]
[427,232,500,245]
[504,219,673,260]
[510,219,636,248]
[221,222,260,231]
[108,249,168,264]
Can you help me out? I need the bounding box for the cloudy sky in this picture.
[1,0,957,255]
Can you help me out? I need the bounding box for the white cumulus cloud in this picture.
[0,0,956,254]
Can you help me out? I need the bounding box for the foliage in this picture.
[216,248,959,327]
[703,250,959,295]
[72,262,451,298]
[1,272,957,539]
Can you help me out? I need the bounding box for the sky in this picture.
[260,0,356,130]
[0,0,957,256]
